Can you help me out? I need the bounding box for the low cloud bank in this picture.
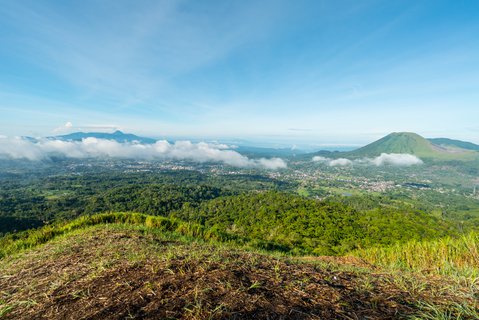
[0,137,287,170]
[312,156,328,162]
[370,153,423,166]
[329,158,353,167]
[313,153,423,167]
[312,156,353,167]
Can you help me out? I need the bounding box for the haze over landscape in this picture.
[1,1,479,319]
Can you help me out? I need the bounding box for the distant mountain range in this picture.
[47,130,479,161]
[312,132,479,161]
[54,130,157,144]
[51,131,305,157]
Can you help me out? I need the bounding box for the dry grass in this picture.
[1,224,478,319]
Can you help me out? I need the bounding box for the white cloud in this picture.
[0,137,286,170]
[255,157,288,170]
[369,153,423,166]
[329,158,353,167]
[53,121,74,133]
[312,153,423,167]
[0,137,45,161]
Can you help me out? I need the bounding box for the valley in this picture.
[1,131,479,318]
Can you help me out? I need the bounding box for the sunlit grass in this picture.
[0,212,290,259]
[351,233,479,280]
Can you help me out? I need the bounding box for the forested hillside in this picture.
[173,192,455,255]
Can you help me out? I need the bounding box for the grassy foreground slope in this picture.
[1,213,478,319]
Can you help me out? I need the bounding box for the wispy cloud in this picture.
[0,136,287,170]
[52,122,121,134]
[76,125,121,132]
[288,128,313,132]
[1,1,286,110]
[1,1,477,140]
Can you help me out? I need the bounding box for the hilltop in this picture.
[348,132,433,157]
[1,213,477,319]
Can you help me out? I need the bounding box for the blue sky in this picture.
[0,0,478,145]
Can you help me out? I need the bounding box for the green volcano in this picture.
[348,132,477,160]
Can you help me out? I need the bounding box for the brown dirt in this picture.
[296,255,375,269]
[0,226,475,319]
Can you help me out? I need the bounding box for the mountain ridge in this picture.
[54,130,158,144]
[428,137,479,151]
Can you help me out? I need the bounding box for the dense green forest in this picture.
[1,180,461,256]
[0,169,286,233]
[172,192,455,255]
